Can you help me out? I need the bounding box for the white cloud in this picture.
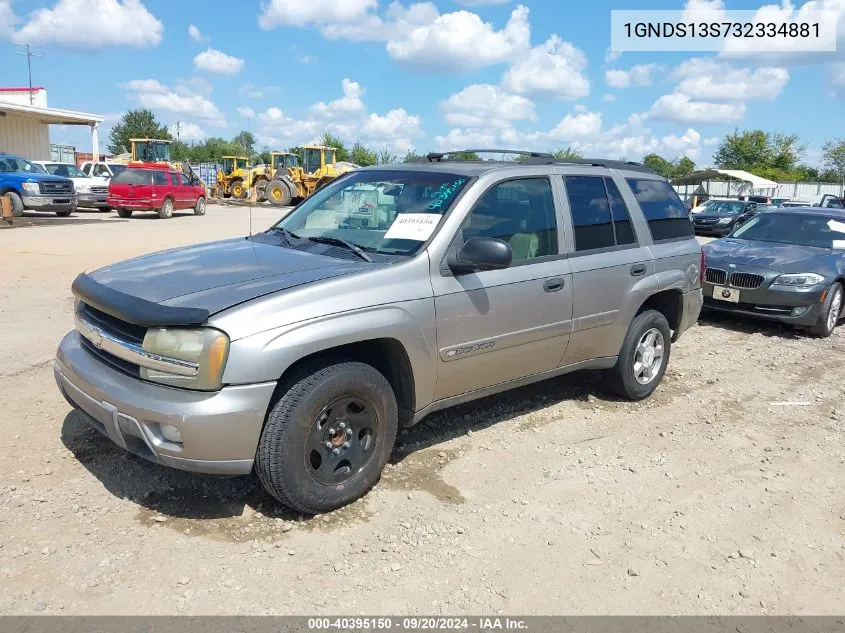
[440,84,536,128]
[605,64,658,88]
[648,92,746,124]
[188,24,205,42]
[602,93,617,102]
[682,0,728,23]
[703,136,721,146]
[237,106,256,118]
[385,4,530,72]
[193,47,244,75]
[501,35,590,100]
[0,1,19,27]
[168,121,205,141]
[674,58,789,101]
[548,111,602,140]
[120,79,167,93]
[10,0,163,49]
[659,129,702,158]
[361,108,424,152]
[455,0,512,5]
[604,48,621,65]
[258,107,321,142]
[258,0,378,29]
[310,78,365,118]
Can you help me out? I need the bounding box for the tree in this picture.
[713,129,804,173]
[232,130,256,154]
[378,149,399,164]
[552,146,583,160]
[350,141,378,166]
[452,151,480,160]
[822,138,845,190]
[403,150,422,163]
[319,132,349,162]
[674,156,696,178]
[643,153,675,179]
[107,108,171,155]
[257,146,272,166]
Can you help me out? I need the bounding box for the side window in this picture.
[170,173,180,185]
[93,164,108,177]
[626,179,694,241]
[180,173,191,186]
[564,176,614,251]
[82,164,91,175]
[153,171,167,186]
[604,177,636,246]
[462,178,558,262]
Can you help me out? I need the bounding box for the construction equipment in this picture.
[253,152,299,202]
[217,155,250,199]
[264,145,357,207]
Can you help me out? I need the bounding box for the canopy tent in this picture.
[671,169,778,199]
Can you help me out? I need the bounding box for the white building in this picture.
[0,87,103,161]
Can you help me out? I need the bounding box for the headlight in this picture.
[717,217,733,225]
[772,273,825,288]
[140,328,229,391]
[76,183,91,193]
[21,182,40,194]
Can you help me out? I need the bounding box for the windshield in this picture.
[700,200,746,215]
[0,156,45,174]
[43,163,88,178]
[731,213,845,248]
[274,170,470,256]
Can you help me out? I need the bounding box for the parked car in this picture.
[780,194,843,209]
[702,207,845,337]
[80,161,127,180]
[107,165,207,219]
[692,199,759,236]
[55,155,703,513]
[0,152,77,217]
[33,161,110,211]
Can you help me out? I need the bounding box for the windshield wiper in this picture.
[268,226,301,246]
[306,236,373,262]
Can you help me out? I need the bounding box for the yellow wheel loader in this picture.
[217,156,250,199]
[264,145,358,207]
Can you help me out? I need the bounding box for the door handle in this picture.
[630,264,647,277]
[543,278,565,292]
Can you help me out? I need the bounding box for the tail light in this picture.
[700,251,706,285]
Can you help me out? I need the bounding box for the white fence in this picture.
[674,180,843,199]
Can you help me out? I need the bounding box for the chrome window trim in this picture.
[75,313,199,377]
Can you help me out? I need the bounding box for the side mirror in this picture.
[448,236,512,274]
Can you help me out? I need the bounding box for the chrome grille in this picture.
[705,268,727,285]
[38,179,74,195]
[730,272,764,290]
[90,186,108,195]
[79,303,146,344]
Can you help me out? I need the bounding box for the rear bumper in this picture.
[107,197,155,210]
[55,330,277,475]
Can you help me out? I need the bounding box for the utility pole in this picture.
[16,44,43,105]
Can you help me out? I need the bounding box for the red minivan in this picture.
[107,165,207,219]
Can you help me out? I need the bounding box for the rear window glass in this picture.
[112,169,152,185]
[626,179,693,241]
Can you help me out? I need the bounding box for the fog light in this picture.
[158,424,182,444]
[791,306,810,317]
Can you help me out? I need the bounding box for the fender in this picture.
[221,300,438,411]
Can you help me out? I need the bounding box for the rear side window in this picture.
[626,179,693,241]
[111,169,152,185]
[564,176,638,252]
[170,173,180,185]
[153,171,167,186]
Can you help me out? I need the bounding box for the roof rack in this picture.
[518,157,657,174]
[426,149,554,162]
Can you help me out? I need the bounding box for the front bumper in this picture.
[54,330,277,475]
[702,281,825,326]
[22,194,77,212]
[77,192,109,208]
[693,224,732,236]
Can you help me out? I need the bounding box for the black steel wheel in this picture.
[256,360,398,514]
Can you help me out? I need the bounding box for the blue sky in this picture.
[0,0,843,167]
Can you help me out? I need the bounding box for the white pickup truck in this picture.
[34,161,111,211]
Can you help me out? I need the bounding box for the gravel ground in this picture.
[1,206,843,615]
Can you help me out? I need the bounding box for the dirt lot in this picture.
[1,206,844,615]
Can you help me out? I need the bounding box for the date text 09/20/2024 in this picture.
[306,617,528,630]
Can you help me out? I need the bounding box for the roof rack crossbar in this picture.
[426,149,554,162]
[518,157,657,174]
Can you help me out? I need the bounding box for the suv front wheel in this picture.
[256,360,399,514]
[603,309,672,401]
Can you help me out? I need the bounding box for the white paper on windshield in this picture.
[383,213,440,241]
[828,219,845,234]
[833,240,845,250]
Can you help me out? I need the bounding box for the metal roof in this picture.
[0,100,103,125]
[671,168,778,189]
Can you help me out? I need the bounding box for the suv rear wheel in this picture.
[256,360,398,514]
[116,208,132,218]
[603,309,671,401]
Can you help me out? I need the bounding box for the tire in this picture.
[808,282,842,338]
[254,179,269,203]
[256,360,399,514]
[158,197,174,219]
[55,209,73,217]
[230,179,246,200]
[4,191,24,217]
[603,309,672,401]
[265,179,292,207]
[116,208,133,218]
[194,197,206,216]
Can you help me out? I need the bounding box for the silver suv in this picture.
[54,151,703,513]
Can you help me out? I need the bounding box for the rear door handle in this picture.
[630,264,647,277]
[543,278,565,292]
